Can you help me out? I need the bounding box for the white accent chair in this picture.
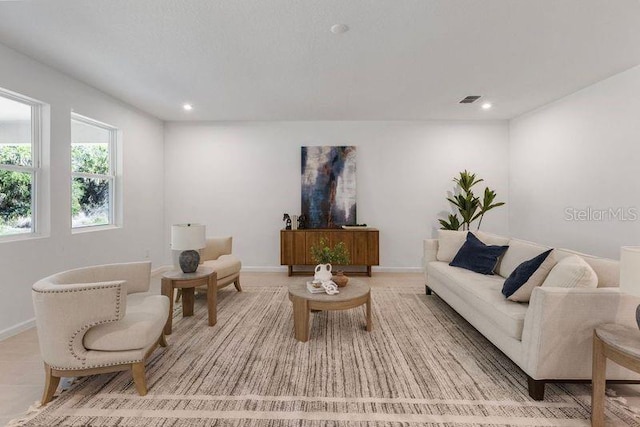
[200,237,242,291]
[175,237,242,302]
[32,261,169,405]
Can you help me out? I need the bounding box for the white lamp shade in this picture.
[171,224,206,250]
[620,246,640,297]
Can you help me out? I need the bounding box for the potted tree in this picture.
[438,170,505,230]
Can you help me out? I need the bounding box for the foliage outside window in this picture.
[71,115,117,228]
[0,92,40,237]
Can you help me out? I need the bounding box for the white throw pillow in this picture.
[541,255,598,289]
[436,230,467,262]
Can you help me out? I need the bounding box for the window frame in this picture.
[70,113,118,230]
[0,89,42,239]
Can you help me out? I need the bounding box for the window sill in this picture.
[0,232,49,244]
[72,224,121,235]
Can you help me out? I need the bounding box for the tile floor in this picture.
[1,272,639,425]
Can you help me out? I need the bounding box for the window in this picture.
[0,91,41,237]
[71,114,117,229]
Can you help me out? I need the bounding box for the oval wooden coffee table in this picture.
[288,280,372,342]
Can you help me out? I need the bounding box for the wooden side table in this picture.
[161,267,217,335]
[592,323,640,426]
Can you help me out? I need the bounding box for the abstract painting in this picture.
[301,146,356,229]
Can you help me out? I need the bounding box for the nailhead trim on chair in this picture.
[34,283,123,366]
[50,357,145,371]
[32,284,121,294]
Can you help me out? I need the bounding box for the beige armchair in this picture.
[200,236,242,291]
[32,261,169,405]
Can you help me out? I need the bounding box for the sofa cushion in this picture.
[541,255,598,289]
[498,239,552,278]
[436,230,467,262]
[507,250,557,302]
[555,249,619,288]
[83,294,169,351]
[502,249,553,298]
[202,254,241,280]
[450,232,509,275]
[427,261,528,340]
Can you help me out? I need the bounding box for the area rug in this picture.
[11,282,640,426]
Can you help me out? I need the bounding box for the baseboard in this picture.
[240,266,424,274]
[241,266,289,273]
[0,317,35,341]
[373,267,424,273]
[154,265,424,275]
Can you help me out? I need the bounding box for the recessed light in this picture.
[330,24,349,34]
[481,102,492,110]
[183,103,193,111]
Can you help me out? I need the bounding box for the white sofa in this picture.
[424,231,640,400]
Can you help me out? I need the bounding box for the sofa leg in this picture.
[131,362,148,396]
[425,285,432,295]
[159,332,168,347]
[527,376,545,400]
[41,363,61,405]
[234,277,242,292]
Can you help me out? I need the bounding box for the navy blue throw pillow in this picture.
[449,232,509,275]
[501,249,553,298]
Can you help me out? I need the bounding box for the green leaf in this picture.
[439,214,461,230]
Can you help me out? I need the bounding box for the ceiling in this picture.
[0,0,639,121]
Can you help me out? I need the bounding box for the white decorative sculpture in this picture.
[321,281,339,295]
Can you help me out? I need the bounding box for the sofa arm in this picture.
[32,280,126,369]
[423,239,438,266]
[521,286,640,380]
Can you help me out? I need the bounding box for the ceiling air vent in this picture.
[459,95,481,104]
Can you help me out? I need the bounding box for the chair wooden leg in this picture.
[234,277,242,292]
[159,333,168,347]
[42,363,61,405]
[131,362,148,396]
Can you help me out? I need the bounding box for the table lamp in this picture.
[620,246,640,329]
[171,223,206,273]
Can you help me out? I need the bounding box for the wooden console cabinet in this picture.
[280,229,379,276]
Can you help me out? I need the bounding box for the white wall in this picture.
[509,65,640,259]
[0,43,165,337]
[164,121,510,270]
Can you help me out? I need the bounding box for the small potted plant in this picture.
[310,238,351,287]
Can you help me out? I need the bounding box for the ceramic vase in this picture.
[333,271,349,287]
[314,263,333,282]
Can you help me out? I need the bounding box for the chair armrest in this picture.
[520,286,640,379]
[201,237,233,262]
[32,280,126,369]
